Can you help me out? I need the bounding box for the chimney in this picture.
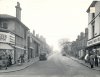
[33,30,35,36]
[15,2,22,21]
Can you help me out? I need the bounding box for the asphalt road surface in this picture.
[0,52,100,77]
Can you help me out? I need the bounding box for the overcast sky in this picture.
[0,0,93,51]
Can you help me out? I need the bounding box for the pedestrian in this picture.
[90,55,94,68]
[21,54,24,63]
[19,54,24,63]
[8,55,12,66]
[95,54,98,67]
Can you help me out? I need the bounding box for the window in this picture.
[0,22,8,29]
[24,30,26,39]
[0,23,2,28]
[3,23,8,29]
[92,22,95,38]
[92,13,95,19]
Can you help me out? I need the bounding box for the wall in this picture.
[95,2,100,36]
[88,23,93,39]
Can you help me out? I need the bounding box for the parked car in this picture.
[39,53,47,61]
[62,54,66,56]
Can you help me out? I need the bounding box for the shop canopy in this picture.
[0,43,13,50]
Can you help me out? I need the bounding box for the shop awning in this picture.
[14,46,26,50]
[0,43,13,50]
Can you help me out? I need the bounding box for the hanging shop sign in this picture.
[0,32,15,44]
[87,36,100,47]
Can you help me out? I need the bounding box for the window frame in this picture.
[0,22,8,29]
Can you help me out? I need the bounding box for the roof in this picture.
[86,1,97,13]
[0,14,15,18]
[0,14,29,30]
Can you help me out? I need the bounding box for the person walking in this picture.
[19,54,24,63]
[95,54,98,67]
[90,55,94,68]
[8,55,12,66]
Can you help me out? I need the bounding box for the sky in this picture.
[0,0,93,51]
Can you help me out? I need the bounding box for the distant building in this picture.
[27,31,40,60]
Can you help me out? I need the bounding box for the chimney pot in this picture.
[15,2,22,21]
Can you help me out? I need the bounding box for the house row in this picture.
[71,28,88,59]
[64,28,88,59]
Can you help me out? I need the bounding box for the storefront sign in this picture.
[87,36,100,47]
[0,32,15,44]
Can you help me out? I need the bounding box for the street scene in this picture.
[0,0,100,77]
[0,52,100,77]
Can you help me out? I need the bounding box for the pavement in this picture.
[0,57,39,73]
[67,55,100,71]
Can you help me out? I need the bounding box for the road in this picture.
[0,52,100,77]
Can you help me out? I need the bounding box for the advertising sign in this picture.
[87,36,100,47]
[0,32,15,44]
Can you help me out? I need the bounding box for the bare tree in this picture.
[58,38,71,55]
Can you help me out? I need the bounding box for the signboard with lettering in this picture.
[0,32,15,44]
[87,36,100,47]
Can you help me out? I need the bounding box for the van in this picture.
[39,53,47,61]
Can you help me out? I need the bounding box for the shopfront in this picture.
[0,32,15,64]
[87,36,100,55]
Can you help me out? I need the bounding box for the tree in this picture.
[58,38,71,55]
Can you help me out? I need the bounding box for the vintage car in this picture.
[39,53,47,61]
[62,54,66,56]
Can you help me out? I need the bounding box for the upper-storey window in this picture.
[0,23,2,28]
[3,23,8,29]
[91,22,95,38]
[92,13,95,19]
[0,22,8,29]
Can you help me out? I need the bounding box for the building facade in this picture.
[71,28,88,59]
[0,2,29,64]
[27,31,40,60]
[87,1,100,56]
